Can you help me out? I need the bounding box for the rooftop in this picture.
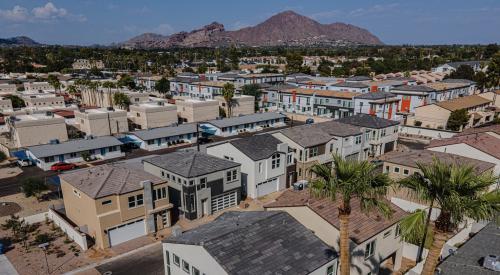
[60,162,164,199]
[143,150,240,178]
[456,124,500,136]
[336,113,400,129]
[130,123,197,141]
[427,133,500,159]
[27,136,123,158]
[434,95,491,111]
[346,76,372,82]
[204,112,286,128]
[330,82,369,89]
[283,87,360,99]
[391,85,435,93]
[228,134,284,161]
[265,190,407,244]
[424,81,470,91]
[445,61,481,69]
[165,211,337,275]
[354,91,398,100]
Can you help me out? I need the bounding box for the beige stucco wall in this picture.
[410,104,450,129]
[215,95,255,117]
[129,104,177,129]
[11,117,68,147]
[75,110,129,136]
[23,96,65,109]
[176,100,219,123]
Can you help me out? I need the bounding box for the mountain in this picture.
[122,10,382,49]
[0,36,40,47]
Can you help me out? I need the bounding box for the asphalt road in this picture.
[95,244,164,275]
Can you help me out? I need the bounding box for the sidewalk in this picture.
[0,254,19,275]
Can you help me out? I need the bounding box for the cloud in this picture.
[0,2,86,23]
[310,3,400,20]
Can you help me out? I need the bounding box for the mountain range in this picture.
[0,36,40,47]
[122,11,383,49]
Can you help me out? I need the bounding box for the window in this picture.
[165,251,171,275]
[272,153,281,169]
[327,264,336,275]
[136,194,143,206]
[394,167,400,173]
[395,224,401,237]
[308,147,319,158]
[154,187,167,201]
[192,266,200,275]
[102,200,112,205]
[182,260,190,272]
[403,169,409,175]
[259,162,262,173]
[232,170,237,180]
[199,177,207,188]
[70,152,77,158]
[224,155,234,161]
[355,135,362,145]
[329,143,334,152]
[383,230,392,238]
[109,146,117,152]
[364,240,376,259]
[287,154,292,164]
[226,171,232,182]
[128,194,143,208]
[381,128,387,137]
[161,171,165,177]
[385,166,390,173]
[73,189,81,198]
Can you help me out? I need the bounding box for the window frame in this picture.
[364,240,376,259]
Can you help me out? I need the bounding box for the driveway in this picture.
[0,254,19,275]
[94,243,163,275]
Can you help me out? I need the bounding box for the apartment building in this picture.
[74,108,129,137]
[175,98,219,123]
[128,102,177,130]
[22,94,66,110]
[433,61,482,73]
[169,77,198,96]
[265,189,407,275]
[183,81,227,99]
[127,123,198,151]
[201,112,286,137]
[7,113,68,147]
[60,163,172,249]
[80,88,150,108]
[329,81,370,94]
[143,151,241,221]
[0,97,13,113]
[0,83,17,94]
[72,59,105,70]
[214,94,255,117]
[218,73,284,85]
[23,81,54,92]
[353,92,400,120]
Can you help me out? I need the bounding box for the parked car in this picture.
[50,162,77,171]
[17,159,32,167]
[305,118,314,124]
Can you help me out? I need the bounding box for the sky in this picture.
[0,0,499,46]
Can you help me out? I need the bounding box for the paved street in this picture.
[94,244,164,275]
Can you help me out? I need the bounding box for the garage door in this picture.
[257,177,279,197]
[211,191,237,213]
[108,219,146,247]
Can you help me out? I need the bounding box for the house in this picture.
[214,94,255,117]
[74,108,129,137]
[336,114,400,157]
[128,102,177,130]
[23,81,54,92]
[6,113,68,147]
[389,85,437,114]
[433,61,482,73]
[201,112,286,137]
[22,94,66,110]
[424,81,475,101]
[218,73,284,85]
[169,77,198,95]
[265,189,407,275]
[184,81,227,99]
[72,59,105,70]
[163,211,338,275]
[0,83,17,94]
[353,92,400,120]
[143,151,241,220]
[477,90,500,108]
[0,97,13,113]
[408,95,493,129]
[26,136,124,171]
[127,123,198,151]
[273,121,368,180]
[60,163,171,249]
[206,134,295,199]
[329,81,370,94]
[437,222,500,275]
[175,98,219,123]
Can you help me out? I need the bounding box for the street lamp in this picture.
[38,242,50,274]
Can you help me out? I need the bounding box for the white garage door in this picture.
[108,219,146,247]
[257,177,279,197]
[211,191,237,213]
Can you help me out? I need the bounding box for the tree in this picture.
[229,46,240,70]
[473,71,487,92]
[222,83,235,117]
[5,94,25,108]
[241,84,261,111]
[447,109,470,131]
[20,177,48,201]
[113,92,131,110]
[285,52,303,74]
[197,63,208,74]
[317,59,332,76]
[155,77,170,97]
[117,74,136,90]
[483,43,499,59]
[448,65,475,80]
[486,52,500,89]
[398,159,499,275]
[47,75,61,92]
[310,154,393,275]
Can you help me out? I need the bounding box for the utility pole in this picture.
[196,123,200,152]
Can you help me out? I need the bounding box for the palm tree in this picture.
[399,159,500,275]
[310,154,393,275]
[222,83,235,117]
[88,81,100,107]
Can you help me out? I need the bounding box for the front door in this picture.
[201,199,208,217]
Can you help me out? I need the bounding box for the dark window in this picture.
[102,200,112,205]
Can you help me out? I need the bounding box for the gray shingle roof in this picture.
[130,123,197,141]
[204,112,286,129]
[392,85,436,92]
[437,222,500,275]
[331,82,369,89]
[336,114,400,129]
[346,76,372,81]
[355,91,398,100]
[442,78,476,84]
[165,211,337,275]
[228,134,284,161]
[27,136,123,158]
[446,61,481,69]
[143,151,240,178]
[60,162,164,199]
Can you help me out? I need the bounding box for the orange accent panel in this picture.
[370,85,378,92]
[388,104,393,119]
[401,96,411,112]
[292,91,296,103]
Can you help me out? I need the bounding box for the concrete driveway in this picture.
[93,243,163,275]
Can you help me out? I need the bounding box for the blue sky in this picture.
[0,0,499,45]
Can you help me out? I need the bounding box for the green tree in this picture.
[222,83,235,117]
[285,52,304,74]
[20,177,48,201]
[241,84,261,111]
[113,92,131,109]
[117,74,136,90]
[317,59,332,76]
[473,71,487,92]
[47,75,61,92]
[197,63,208,74]
[229,46,240,70]
[448,65,475,80]
[483,43,499,59]
[310,154,393,275]
[155,77,170,97]
[5,95,25,108]
[398,159,500,275]
[447,109,470,131]
[486,52,500,89]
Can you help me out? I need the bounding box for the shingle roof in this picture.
[27,136,123,158]
[279,121,363,148]
[455,124,500,136]
[130,123,197,141]
[434,95,491,111]
[287,73,312,78]
[265,190,407,244]
[283,87,360,99]
[228,134,284,161]
[331,82,369,89]
[446,61,481,69]
[143,151,240,178]
[437,222,500,275]
[336,114,400,129]
[204,112,286,128]
[392,85,436,92]
[60,163,164,199]
[354,92,398,100]
[165,211,337,275]
[426,133,500,159]
[381,150,495,174]
[346,76,372,81]
[442,78,476,85]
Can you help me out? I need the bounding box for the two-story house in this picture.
[143,151,241,221]
[265,189,407,275]
[206,134,295,199]
[60,163,173,249]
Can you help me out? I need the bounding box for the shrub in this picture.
[34,233,52,245]
[414,121,422,126]
[0,151,6,162]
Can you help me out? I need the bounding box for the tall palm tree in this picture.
[221,83,235,117]
[310,154,393,275]
[399,159,500,275]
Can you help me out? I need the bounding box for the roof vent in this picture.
[482,255,500,271]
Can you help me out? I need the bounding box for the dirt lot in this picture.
[0,192,62,224]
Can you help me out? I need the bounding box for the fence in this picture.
[399,125,457,140]
[48,207,88,250]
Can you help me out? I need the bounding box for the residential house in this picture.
[389,85,437,114]
[184,81,227,99]
[215,94,255,117]
[26,136,124,171]
[169,77,198,96]
[72,59,105,70]
[265,189,407,275]
[60,163,171,249]
[201,112,286,137]
[329,81,370,94]
[22,94,66,110]
[0,97,13,113]
[163,211,337,275]
[218,73,284,85]
[353,92,400,120]
[127,123,198,151]
[433,61,482,73]
[128,102,177,130]
[74,108,129,137]
[23,81,54,92]
[7,113,68,147]
[0,83,17,95]
[143,151,241,220]
[175,98,219,123]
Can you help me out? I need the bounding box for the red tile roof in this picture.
[264,189,407,244]
[427,133,500,159]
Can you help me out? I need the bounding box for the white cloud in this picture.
[0,5,29,22]
[310,3,400,20]
[0,2,86,23]
[32,2,67,19]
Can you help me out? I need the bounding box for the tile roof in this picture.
[455,124,500,136]
[283,87,360,99]
[392,85,435,93]
[204,112,286,128]
[434,95,491,111]
[437,222,500,275]
[228,134,284,161]
[330,82,369,89]
[426,133,500,159]
[60,162,164,199]
[27,136,123,158]
[265,190,407,244]
[279,121,363,148]
[346,76,372,81]
[381,150,495,174]
[336,114,400,129]
[354,92,398,100]
[143,150,240,178]
[130,123,197,141]
[165,211,337,275]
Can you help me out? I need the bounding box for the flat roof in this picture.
[204,112,286,128]
[27,136,123,158]
[130,123,197,141]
